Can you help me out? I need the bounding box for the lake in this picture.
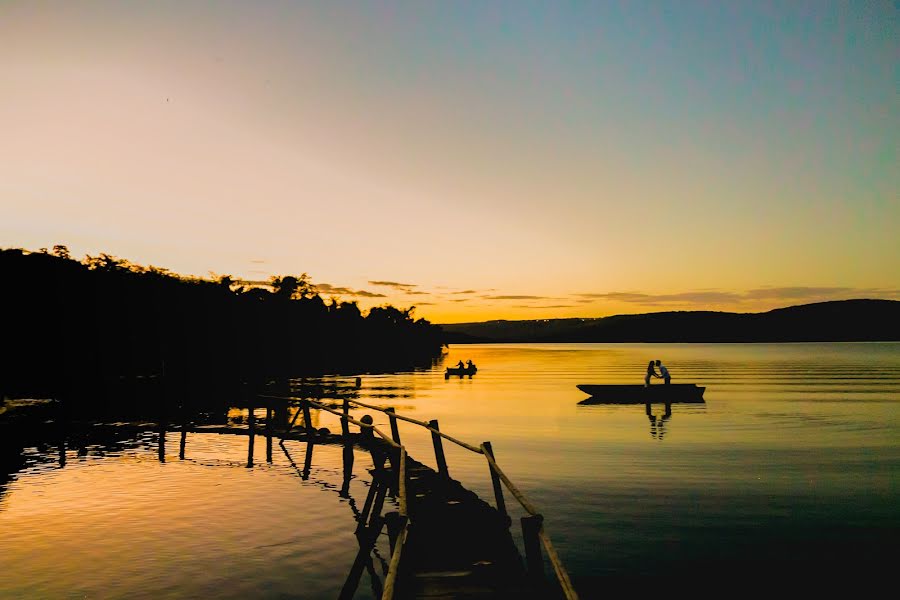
[2,342,898,597]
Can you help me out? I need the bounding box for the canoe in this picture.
[445,366,477,378]
[576,383,705,404]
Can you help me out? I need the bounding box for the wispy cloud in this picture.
[575,291,744,304]
[516,304,577,309]
[235,278,271,286]
[745,286,875,300]
[451,290,478,295]
[369,280,417,289]
[575,287,900,306]
[316,283,386,298]
[483,294,554,300]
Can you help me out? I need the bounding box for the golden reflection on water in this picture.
[0,435,391,599]
[2,342,898,591]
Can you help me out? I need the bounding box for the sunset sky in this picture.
[2,1,897,323]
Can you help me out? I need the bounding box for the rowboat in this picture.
[576,383,705,404]
[445,365,477,378]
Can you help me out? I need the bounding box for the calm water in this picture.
[2,343,899,597]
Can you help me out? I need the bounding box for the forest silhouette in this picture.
[1,246,445,406]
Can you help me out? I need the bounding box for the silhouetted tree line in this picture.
[1,247,445,404]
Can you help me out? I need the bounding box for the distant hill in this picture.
[438,300,900,343]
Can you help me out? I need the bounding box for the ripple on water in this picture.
[0,435,389,600]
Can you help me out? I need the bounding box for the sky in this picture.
[1,1,897,323]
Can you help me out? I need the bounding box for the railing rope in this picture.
[344,399,484,453]
[381,524,409,599]
[539,527,579,600]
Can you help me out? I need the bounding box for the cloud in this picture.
[483,294,554,300]
[516,304,577,309]
[236,278,271,286]
[745,286,856,299]
[352,289,388,298]
[574,287,900,306]
[574,291,744,304]
[368,280,417,289]
[249,259,267,264]
[316,282,386,298]
[450,290,478,295]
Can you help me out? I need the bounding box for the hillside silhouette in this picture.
[439,299,900,343]
[1,246,444,404]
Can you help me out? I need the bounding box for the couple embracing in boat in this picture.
[644,360,670,386]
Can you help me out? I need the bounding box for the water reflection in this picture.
[0,398,395,599]
[646,402,672,440]
[3,343,899,595]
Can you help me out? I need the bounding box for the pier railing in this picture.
[260,393,579,600]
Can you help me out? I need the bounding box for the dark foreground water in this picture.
[2,343,898,597]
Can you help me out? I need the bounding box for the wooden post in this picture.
[302,439,314,480]
[179,428,187,460]
[286,404,301,434]
[357,478,378,535]
[340,442,354,498]
[58,437,66,468]
[266,407,273,463]
[521,515,545,581]
[158,421,166,463]
[368,477,388,531]
[302,400,313,437]
[247,406,255,468]
[429,419,449,477]
[384,511,407,554]
[482,441,508,520]
[339,514,384,600]
[386,407,402,445]
[388,447,401,498]
[341,398,350,437]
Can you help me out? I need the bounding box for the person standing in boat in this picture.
[655,360,671,385]
[644,360,660,387]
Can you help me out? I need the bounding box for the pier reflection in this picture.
[0,397,392,599]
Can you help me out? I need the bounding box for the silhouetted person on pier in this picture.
[645,360,660,386]
[655,360,671,385]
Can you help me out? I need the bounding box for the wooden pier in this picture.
[259,392,579,600]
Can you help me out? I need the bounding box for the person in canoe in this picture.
[645,360,660,387]
[466,359,475,370]
[655,359,671,385]
[456,360,465,369]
